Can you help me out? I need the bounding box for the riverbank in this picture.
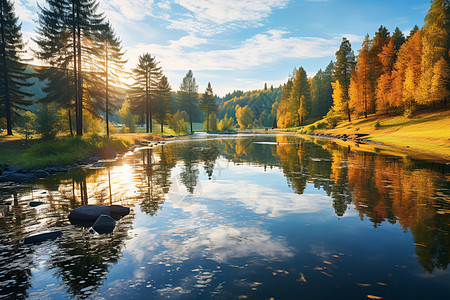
[307,110,450,161]
[0,135,134,170]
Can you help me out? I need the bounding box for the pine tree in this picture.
[90,21,127,136]
[199,82,217,132]
[0,0,33,135]
[177,70,198,133]
[333,37,356,121]
[311,61,334,118]
[392,27,406,54]
[129,53,162,133]
[154,75,172,133]
[34,0,105,136]
[289,67,311,126]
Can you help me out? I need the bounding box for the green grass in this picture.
[0,135,130,169]
[314,110,450,159]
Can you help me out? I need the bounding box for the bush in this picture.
[35,103,64,139]
[374,120,381,130]
[218,114,235,131]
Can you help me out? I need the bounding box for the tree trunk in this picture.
[0,3,12,135]
[145,70,149,133]
[76,1,83,136]
[72,2,79,135]
[189,94,193,133]
[69,109,73,136]
[105,42,109,137]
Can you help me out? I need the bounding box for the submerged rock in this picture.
[92,162,103,168]
[92,214,116,234]
[109,205,130,219]
[0,172,36,183]
[29,201,44,207]
[24,230,63,244]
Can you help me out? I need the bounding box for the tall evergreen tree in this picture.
[35,0,105,136]
[289,67,311,126]
[90,21,127,136]
[129,53,162,133]
[154,75,172,133]
[392,27,406,54]
[333,37,356,121]
[277,79,294,128]
[199,82,217,132]
[177,70,198,133]
[311,61,334,118]
[0,0,33,135]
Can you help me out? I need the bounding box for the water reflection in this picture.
[0,134,449,299]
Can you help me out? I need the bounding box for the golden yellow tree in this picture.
[331,80,345,116]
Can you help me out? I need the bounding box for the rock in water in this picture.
[24,231,62,244]
[29,201,44,207]
[92,214,116,234]
[109,205,130,219]
[68,204,130,222]
[68,205,110,222]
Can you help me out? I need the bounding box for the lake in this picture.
[0,134,449,299]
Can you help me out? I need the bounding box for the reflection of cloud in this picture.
[201,180,332,218]
[151,224,294,264]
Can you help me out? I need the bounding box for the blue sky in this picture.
[15,0,429,96]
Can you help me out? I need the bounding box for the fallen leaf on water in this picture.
[299,273,307,283]
[320,271,333,278]
[272,272,277,276]
[332,255,339,258]
[376,282,388,286]
[251,282,263,287]
[313,267,324,271]
[238,296,248,299]
[414,243,427,247]
[367,295,383,299]
[323,261,332,265]
[276,270,289,274]
[357,283,371,287]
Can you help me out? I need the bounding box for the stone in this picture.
[109,205,130,218]
[68,205,110,222]
[89,156,99,162]
[92,162,103,168]
[68,204,130,222]
[30,169,50,178]
[92,214,116,234]
[29,201,45,207]
[0,172,36,183]
[6,166,22,173]
[24,231,62,244]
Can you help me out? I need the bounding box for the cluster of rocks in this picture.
[309,132,369,144]
[139,140,166,147]
[68,204,130,234]
[23,204,130,244]
[0,154,113,184]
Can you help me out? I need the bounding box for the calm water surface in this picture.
[1,134,449,299]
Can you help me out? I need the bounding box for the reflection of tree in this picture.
[200,141,219,180]
[179,144,200,194]
[325,142,450,273]
[329,148,352,217]
[0,193,33,299]
[276,136,308,194]
[49,215,133,298]
[137,147,175,215]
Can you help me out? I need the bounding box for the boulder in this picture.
[24,230,63,244]
[92,162,103,168]
[68,204,130,222]
[109,205,130,218]
[89,156,99,162]
[68,205,110,222]
[29,201,45,207]
[92,214,116,234]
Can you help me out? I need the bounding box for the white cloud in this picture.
[101,0,155,21]
[125,30,338,72]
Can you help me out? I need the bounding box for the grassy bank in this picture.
[0,135,130,169]
[307,110,450,160]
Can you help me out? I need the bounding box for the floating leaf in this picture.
[414,243,427,247]
[313,267,324,271]
[357,283,371,287]
[323,261,332,265]
[332,255,339,258]
[238,296,248,299]
[376,282,387,286]
[320,271,333,277]
[367,295,383,299]
[299,273,307,283]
